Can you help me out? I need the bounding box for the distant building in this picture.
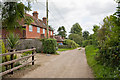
[54,36,64,45]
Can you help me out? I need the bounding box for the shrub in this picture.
[63,39,79,48]
[42,38,57,54]
[7,33,20,49]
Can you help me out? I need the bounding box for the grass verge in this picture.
[57,48,75,51]
[85,45,119,78]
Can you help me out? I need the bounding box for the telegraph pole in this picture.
[46,0,49,39]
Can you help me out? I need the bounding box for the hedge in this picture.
[62,39,79,48]
[42,38,57,54]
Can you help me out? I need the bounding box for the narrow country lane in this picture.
[21,48,94,78]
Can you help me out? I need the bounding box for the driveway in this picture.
[21,48,94,78]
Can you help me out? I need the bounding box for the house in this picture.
[54,36,64,45]
[2,11,54,39]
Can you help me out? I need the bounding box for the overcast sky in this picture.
[28,0,117,36]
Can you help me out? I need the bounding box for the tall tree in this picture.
[70,23,82,36]
[69,33,83,46]
[2,2,33,31]
[57,26,67,38]
[83,31,89,40]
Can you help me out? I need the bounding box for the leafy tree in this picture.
[2,2,33,31]
[83,31,89,40]
[97,15,120,67]
[57,26,67,38]
[70,23,82,36]
[69,34,83,46]
[92,25,100,46]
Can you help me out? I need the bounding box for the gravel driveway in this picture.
[20,48,94,78]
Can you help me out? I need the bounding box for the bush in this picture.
[82,40,89,47]
[63,39,79,48]
[85,45,120,78]
[82,39,93,47]
[42,38,57,54]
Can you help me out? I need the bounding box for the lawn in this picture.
[57,48,75,51]
[85,45,119,78]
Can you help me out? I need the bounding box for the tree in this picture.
[92,25,100,46]
[70,23,82,36]
[2,2,33,31]
[83,31,89,40]
[57,26,67,38]
[97,15,120,67]
[69,34,83,46]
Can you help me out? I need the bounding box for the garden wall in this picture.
[3,39,43,53]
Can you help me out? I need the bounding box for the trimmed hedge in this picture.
[42,38,57,54]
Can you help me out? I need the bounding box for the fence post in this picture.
[9,49,15,74]
[32,47,35,65]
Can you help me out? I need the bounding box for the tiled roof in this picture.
[19,13,53,31]
[54,36,64,42]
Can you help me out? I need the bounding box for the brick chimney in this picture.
[33,11,38,18]
[42,17,47,24]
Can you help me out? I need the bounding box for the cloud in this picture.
[28,0,117,36]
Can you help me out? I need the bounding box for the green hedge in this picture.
[63,39,79,48]
[85,45,120,78]
[82,39,93,47]
[42,39,57,54]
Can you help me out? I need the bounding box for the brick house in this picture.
[2,11,54,39]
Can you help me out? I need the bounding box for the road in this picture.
[21,48,94,78]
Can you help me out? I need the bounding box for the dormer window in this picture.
[29,25,33,32]
[43,23,46,26]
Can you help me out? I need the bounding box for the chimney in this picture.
[33,11,38,18]
[42,17,47,24]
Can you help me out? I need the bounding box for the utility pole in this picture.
[46,0,49,39]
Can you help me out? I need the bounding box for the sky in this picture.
[28,0,117,36]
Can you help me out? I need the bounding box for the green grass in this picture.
[57,48,75,51]
[85,45,119,78]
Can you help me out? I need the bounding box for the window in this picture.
[29,25,32,32]
[48,30,49,34]
[43,29,45,34]
[37,27,40,33]
[51,31,53,35]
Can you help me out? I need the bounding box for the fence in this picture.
[0,48,36,76]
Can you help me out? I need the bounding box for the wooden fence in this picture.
[0,48,36,76]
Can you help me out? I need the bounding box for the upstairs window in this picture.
[43,29,45,34]
[48,30,49,34]
[51,31,53,35]
[37,27,40,33]
[29,25,33,32]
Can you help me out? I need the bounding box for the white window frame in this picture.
[43,28,45,34]
[48,30,49,34]
[51,31,52,35]
[37,27,40,33]
[29,25,33,32]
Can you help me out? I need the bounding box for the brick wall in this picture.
[2,28,23,39]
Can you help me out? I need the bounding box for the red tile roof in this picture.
[54,36,64,42]
[19,13,53,31]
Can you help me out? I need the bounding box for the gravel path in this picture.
[20,48,94,78]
